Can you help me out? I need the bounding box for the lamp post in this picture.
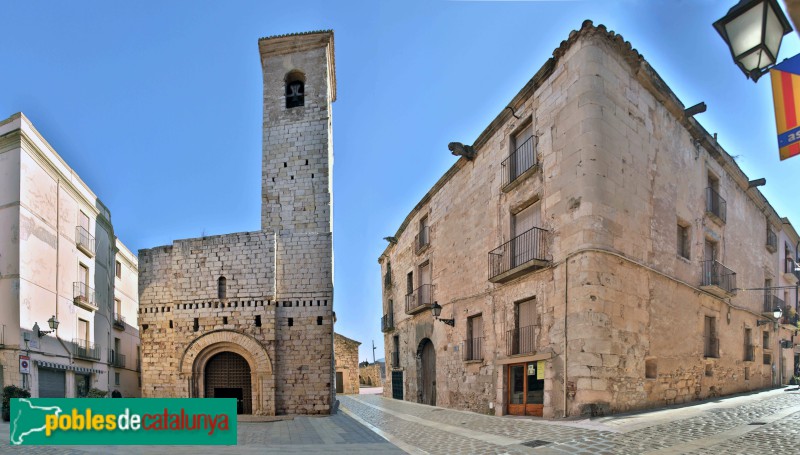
[713,0,793,82]
[431,302,454,327]
[33,315,59,338]
[758,307,783,326]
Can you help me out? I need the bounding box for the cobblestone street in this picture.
[339,388,800,454]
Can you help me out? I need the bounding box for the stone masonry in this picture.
[139,31,336,415]
[334,333,360,394]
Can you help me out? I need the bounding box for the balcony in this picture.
[506,325,537,356]
[391,351,400,369]
[782,305,799,327]
[381,313,394,332]
[112,313,126,330]
[73,282,97,311]
[784,258,799,283]
[109,350,126,368]
[705,187,726,224]
[405,284,433,315]
[75,226,95,257]
[763,293,785,314]
[488,227,549,283]
[744,344,755,362]
[463,337,483,361]
[501,136,537,191]
[704,337,719,358]
[415,226,430,254]
[700,260,736,297]
[766,230,778,253]
[72,338,100,360]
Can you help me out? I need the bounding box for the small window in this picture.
[677,223,690,259]
[317,316,323,326]
[285,70,305,108]
[223,316,228,325]
[406,272,414,295]
[288,317,294,327]
[193,318,199,332]
[764,353,772,365]
[115,372,120,386]
[255,315,261,327]
[705,363,713,377]
[763,331,770,348]
[115,261,122,278]
[218,277,227,299]
[645,359,657,379]
[744,366,750,380]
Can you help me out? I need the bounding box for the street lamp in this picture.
[33,315,59,337]
[758,307,783,325]
[713,0,793,82]
[431,302,454,327]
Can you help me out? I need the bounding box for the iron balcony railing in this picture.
[488,227,548,280]
[782,305,799,326]
[75,226,95,256]
[381,313,394,332]
[766,230,778,251]
[763,293,785,313]
[463,337,483,361]
[73,282,96,307]
[391,351,400,368]
[700,260,736,295]
[415,226,430,253]
[506,325,537,356]
[744,344,755,362]
[108,350,126,368]
[72,338,100,360]
[705,187,727,223]
[405,284,433,314]
[112,313,126,330]
[704,337,719,358]
[501,136,536,188]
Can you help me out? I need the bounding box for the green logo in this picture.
[10,398,237,445]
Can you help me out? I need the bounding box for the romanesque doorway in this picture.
[418,338,436,406]
[204,352,252,414]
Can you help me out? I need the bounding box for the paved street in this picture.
[339,388,800,454]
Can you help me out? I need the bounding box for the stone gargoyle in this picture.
[448,142,476,161]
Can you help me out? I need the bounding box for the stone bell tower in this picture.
[259,31,335,236]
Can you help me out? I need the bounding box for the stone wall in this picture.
[334,333,360,394]
[359,363,383,387]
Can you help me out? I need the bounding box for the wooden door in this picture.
[336,371,344,393]
[508,364,526,415]
[507,362,544,417]
[421,341,436,405]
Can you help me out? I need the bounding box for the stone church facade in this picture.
[138,31,336,415]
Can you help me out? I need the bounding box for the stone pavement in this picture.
[339,388,800,454]
[0,412,404,454]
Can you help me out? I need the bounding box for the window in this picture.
[288,317,294,327]
[193,318,199,332]
[645,359,657,379]
[317,316,323,325]
[704,316,718,358]
[417,215,429,251]
[505,124,535,185]
[255,315,261,327]
[406,272,414,295]
[764,353,772,365]
[763,331,770,349]
[222,316,228,325]
[465,314,483,361]
[511,201,543,268]
[115,373,120,386]
[218,277,226,299]
[744,328,753,361]
[285,71,305,108]
[511,298,536,355]
[79,211,90,232]
[115,298,122,317]
[744,366,750,380]
[677,223,690,259]
[392,335,400,368]
[115,261,122,278]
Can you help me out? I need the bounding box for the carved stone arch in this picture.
[179,330,275,415]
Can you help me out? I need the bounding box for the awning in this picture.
[35,360,105,374]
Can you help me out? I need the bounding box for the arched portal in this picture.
[417,338,436,406]
[204,352,252,414]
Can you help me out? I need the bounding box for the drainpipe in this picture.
[563,254,569,418]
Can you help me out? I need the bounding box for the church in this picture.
[137,30,336,415]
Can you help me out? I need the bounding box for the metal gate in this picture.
[204,352,252,414]
[38,369,66,398]
[391,371,403,400]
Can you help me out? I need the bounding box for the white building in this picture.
[0,112,141,398]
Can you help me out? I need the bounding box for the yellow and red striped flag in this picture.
[771,54,800,161]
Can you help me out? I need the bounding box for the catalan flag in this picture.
[770,54,800,161]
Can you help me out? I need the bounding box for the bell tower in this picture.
[258,31,336,235]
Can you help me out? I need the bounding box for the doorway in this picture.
[418,338,436,405]
[336,371,344,393]
[204,351,252,414]
[507,362,544,416]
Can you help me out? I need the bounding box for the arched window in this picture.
[285,70,305,108]
[218,276,227,299]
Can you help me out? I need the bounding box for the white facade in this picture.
[0,112,141,398]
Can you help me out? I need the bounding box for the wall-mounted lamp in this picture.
[431,302,455,327]
[33,315,59,338]
[757,307,783,325]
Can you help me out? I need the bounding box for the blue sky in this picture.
[3,0,800,361]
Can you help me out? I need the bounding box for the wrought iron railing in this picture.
[73,282,96,307]
[700,260,736,294]
[72,338,100,360]
[415,226,430,253]
[767,230,777,251]
[381,313,394,332]
[463,337,483,361]
[506,325,537,356]
[704,337,719,358]
[405,284,433,314]
[75,225,95,256]
[744,344,755,362]
[763,293,785,313]
[705,187,726,223]
[501,136,536,188]
[488,227,548,280]
[108,350,126,368]
[112,313,126,330]
[391,351,400,368]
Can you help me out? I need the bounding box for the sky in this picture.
[3,0,800,362]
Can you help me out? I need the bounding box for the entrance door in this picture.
[204,352,252,414]
[336,371,344,393]
[420,340,436,405]
[38,369,65,398]
[507,362,544,416]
